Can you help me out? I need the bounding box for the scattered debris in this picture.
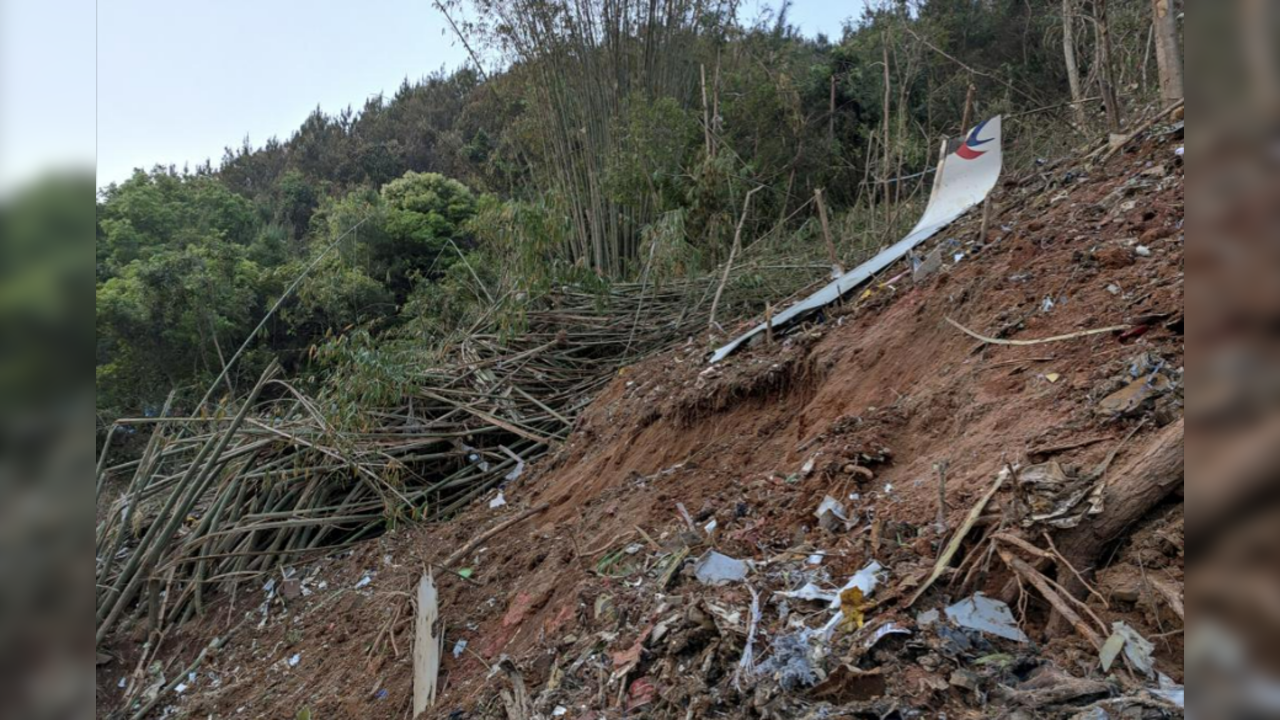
[734,585,762,690]
[814,495,851,532]
[916,609,940,627]
[489,491,507,509]
[1102,620,1155,677]
[756,630,823,690]
[1150,673,1184,708]
[863,622,911,650]
[778,582,837,604]
[945,594,1029,642]
[692,551,749,585]
[833,561,884,609]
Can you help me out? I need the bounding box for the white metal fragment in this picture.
[945,593,1029,642]
[693,551,749,585]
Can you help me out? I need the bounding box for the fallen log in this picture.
[1049,419,1183,630]
[1055,419,1183,575]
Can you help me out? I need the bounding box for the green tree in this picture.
[376,171,478,299]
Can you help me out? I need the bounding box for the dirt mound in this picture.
[97,125,1184,719]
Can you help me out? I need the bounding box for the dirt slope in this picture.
[99,124,1184,719]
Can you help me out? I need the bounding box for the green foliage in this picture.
[375,171,478,299]
[2,174,95,411]
[97,0,1171,426]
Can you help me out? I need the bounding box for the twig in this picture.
[908,469,1007,607]
[946,316,1129,346]
[441,504,550,569]
[934,460,949,533]
[998,547,1103,649]
[709,186,764,333]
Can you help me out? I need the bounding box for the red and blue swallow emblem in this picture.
[955,118,994,160]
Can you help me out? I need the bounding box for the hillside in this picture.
[96,112,1184,719]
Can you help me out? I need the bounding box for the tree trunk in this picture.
[1042,419,1182,635]
[1093,0,1123,132]
[829,73,836,145]
[882,35,893,228]
[1151,0,1184,104]
[1055,419,1183,592]
[1062,0,1087,126]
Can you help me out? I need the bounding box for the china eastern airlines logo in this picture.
[955,118,995,160]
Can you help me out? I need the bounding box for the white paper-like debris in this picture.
[500,446,525,481]
[488,491,507,509]
[828,561,884,609]
[355,574,372,589]
[1135,245,1152,257]
[945,593,1029,642]
[552,706,568,717]
[118,677,127,689]
[735,585,762,690]
[777,582,836,604]
[1113,621,1156,677]
[704,518,718,535]
[916,609,940,627]
[287,653,301,667]
[814,495,850,531]
[693,551,749,585]
[452,640,468,658]
[864,622,911,649]
[1151,673,1184,708]
[1175,146,1184,157]
[174,682,188,694]
[806,554,823,565]
[954,252,965,263]
[801,456,817,476]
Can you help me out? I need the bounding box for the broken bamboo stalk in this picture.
[908,469,1007,606]
[441,503,550,569]
[814,188,842,275]
[946,317,1129,346]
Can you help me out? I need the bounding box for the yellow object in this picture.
[838,587,867,631]
[1046,372,1061,383]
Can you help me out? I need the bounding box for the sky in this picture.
[92,0,863,190]
[0,0,96,196]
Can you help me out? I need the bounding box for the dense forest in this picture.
[95,0,1182,429]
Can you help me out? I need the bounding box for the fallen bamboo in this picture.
[945,317,1129,346]
[908,469,1007,607]
[441,503,550,569]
